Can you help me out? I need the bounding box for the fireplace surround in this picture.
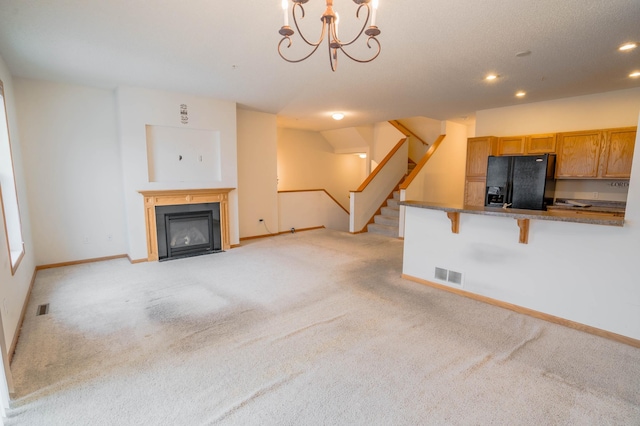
[139,188,233,261]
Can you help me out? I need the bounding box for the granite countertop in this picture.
[400,200,625,227]
[547,198,626,214]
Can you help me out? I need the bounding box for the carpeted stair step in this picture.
[387,198,399,209]
[367,222,399,238]
[374,214,399,226]
[381,206,399,217]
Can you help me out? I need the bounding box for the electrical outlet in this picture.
[592,192,599,199]
[83,235,90,244]
[107,233,113,242]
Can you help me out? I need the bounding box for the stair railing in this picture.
[388,120,428,145]
[349,138,408,233]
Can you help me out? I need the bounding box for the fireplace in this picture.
[156,203,222,261]
[139,188,233,262]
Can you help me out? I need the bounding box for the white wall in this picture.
[116,87,239,261]
[237,109,279,239]
[403,91,640,340]
[277,128,365,210]
[0,56,36,352]
[15,79,127,265]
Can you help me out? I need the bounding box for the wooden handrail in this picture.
[278,189,349,214]
[389,120,428,146]
[399,134,446,190]
[353,138,407,193]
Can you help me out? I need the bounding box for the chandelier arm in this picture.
[292,3,325,47]
[336,36,381,64]
[278,36,324,63]
[333,4,370,47]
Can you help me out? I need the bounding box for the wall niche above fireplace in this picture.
[139,188,233,262]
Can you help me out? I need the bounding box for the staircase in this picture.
[367,190,401,237]
[366,160,415,238]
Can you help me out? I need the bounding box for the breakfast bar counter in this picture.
[400,200,624,244]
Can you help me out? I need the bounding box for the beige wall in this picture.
[237,109,279,238]
[0,55,36,353]
[476,87,640,136]
[372,122,404,164]
[15,79,127,265]
[406,121,468,205]
[277,128,366,211]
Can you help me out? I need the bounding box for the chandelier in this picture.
[278,0,381,72]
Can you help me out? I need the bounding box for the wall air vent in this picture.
[434,267,463,286]
[36,303,49,316]
[448,270,463,285]
[434,267,448,281]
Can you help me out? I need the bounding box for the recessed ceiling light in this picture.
[332,113,345,120]
[485,74,499,81]
[358,153,367,159]
[515,91,526,98]
[619,42,638,51]
[630,71,640,78]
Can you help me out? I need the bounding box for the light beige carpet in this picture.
[6,229,640,425]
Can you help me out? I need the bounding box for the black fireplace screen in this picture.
[155,203,222,261]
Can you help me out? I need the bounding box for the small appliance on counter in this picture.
[485,154,556,210]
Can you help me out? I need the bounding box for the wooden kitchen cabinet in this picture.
[466,137,497,177]
[497,136,525,155]
[464,178,487,207]
[498,134,556,155]
[600,127,636,178]
[556,127,636,179]
[464,137,496,206]
[526,134,556,154]
[555,130,602,178]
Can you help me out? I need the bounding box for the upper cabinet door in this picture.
[526,134,557,154]
[466,137,496,177]
[601,128,636,178]
[497,137,525,155]
[555,131,602,178]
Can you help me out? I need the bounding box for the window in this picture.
[0,80,25,274]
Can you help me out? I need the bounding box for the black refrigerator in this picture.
[485,154,556,210]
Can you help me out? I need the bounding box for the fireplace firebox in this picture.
[155,203,222,261]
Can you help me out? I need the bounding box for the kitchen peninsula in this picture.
[401,200,624,245]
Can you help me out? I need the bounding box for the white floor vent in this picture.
[434,267,463,286]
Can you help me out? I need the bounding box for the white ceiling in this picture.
[0,0,639,132]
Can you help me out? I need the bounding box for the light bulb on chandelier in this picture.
[278,0,382,72]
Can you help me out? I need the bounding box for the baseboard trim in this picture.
[402,274,640,349]
[9,267,37,364]
[239,226,325,242]
[36,254,129,271]
[127,255,148,264]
